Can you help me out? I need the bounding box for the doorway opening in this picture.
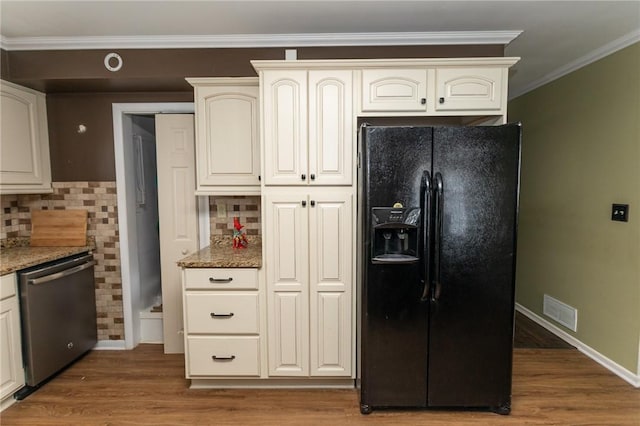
[112,103,207,350]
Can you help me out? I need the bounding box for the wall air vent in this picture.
[543,294,578,332]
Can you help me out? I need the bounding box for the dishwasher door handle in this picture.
[28,261,96,286]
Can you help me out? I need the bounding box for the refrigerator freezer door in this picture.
[427,124,521,410]
[360,125,433,408]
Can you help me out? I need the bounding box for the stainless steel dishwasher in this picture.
[16,252,97,399]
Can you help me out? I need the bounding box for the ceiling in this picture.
[1,1,639,98]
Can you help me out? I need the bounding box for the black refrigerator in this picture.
[359,124,521,415]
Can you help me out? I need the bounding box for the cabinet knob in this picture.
[181,249,188,255]
[310,174,316,180]
[420,98,427,105]
[258,175,261,181]
[439,97,445,104]
[301,174,306,181]
[310,200,316,207]
[301,200,307,207]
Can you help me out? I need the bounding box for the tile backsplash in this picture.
[1,189,264,342]
[1,182,123,341]
[209,196,261,242]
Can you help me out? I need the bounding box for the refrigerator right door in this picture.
[427,124,521,413]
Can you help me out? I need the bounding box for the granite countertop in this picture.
[1,238,94,275]
[177,236,262,268]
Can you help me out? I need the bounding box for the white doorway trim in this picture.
[112,102,208,350]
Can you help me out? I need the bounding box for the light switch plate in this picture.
[217,202,227,218]
[611,204,629,222]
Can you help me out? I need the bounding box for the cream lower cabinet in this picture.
[0,80,52,195]
[1,273,25,404]
[183,268,262,378]
[264,189,353,377]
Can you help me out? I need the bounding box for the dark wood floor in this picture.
[2,315,638,425]
[513,312,575,349]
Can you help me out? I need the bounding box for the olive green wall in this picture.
[509,43,640,373]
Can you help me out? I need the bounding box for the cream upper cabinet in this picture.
[0,80,52,195]
[261,70,353,186]
[187,78,260,195]
[265,189,352,377]
[1,273,25,402]
[354,57,518,117]
[261,70,308,186]
[308,70,353,186]
[361,69,428,112]
[435,67,505,112]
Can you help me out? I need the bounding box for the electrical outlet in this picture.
[611,204,629,222]
[216,202,227,218]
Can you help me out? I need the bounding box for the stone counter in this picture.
[1,240,94,275]
[177,237,262,268]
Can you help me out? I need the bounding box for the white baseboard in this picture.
[1,394,17,412]
[94,340,127,350]
[140,311,164,344]
[190,378,355,389]
[516,303,640,388]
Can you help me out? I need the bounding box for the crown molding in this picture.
[0,30,522,51]
[509,28,640,99]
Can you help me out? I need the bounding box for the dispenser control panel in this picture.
[370,207,421,264]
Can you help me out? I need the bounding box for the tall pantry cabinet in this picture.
[253,62,355,380]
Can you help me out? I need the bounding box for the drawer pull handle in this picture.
[209,277,233,283]
[212,355,236,361]
[210,312,235,318]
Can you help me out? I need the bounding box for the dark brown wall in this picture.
[0,49,9,79]
[4,45,504,182]
[4,45,503,92]
[47,92,192,181]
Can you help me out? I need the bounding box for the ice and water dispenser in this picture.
[370,207,421,263]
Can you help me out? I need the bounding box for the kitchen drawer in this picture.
[184,268,258,290]
[0,273,17,301]
[185,293,259,334]
[187,336,260,376]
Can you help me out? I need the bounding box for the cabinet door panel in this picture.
[265,195,308,291]
[0,81,51,193]
[268,291,308,376]
[312,291,350,376]
[0,274,25,399]
[361,69,428,112]
[436,67,504,111]
[196,85,260,187]
[309,192,352,376]
[265,193,309,376]
[308,70,353,185]
[263,71,308,185]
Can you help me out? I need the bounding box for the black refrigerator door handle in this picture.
[433,172,444,301]
[420,170,432,302]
